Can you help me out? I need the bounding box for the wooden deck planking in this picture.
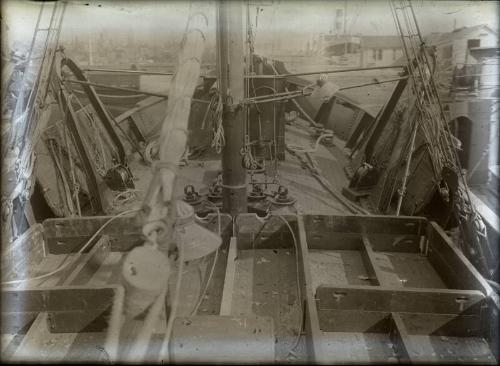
[361,233,402,287]
[87,252,125,286]
[308,249,373,290]
[392,312,495,364]
[10,313,78,362]
[231,249,303,361]
[2,239,119,362]
[380,252,448,289]
[319,331,398,363]
[62,236,111,286]
[1,334,15,354]
[220,237,238,316]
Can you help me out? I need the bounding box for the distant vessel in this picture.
[319,33,361,67]
[316,6,362,67]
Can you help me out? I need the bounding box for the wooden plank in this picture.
[103,284,125,362]
[318,309,391,332]
[47,308,111,333]
[345,112,374,149]
[230,247,302,359]
[1,223,46,282]
[316,285,486,315]
[361,233,403,287]
[469,190,499,233]
[364,75,408,161]
[43,213,232,254]
[2,286,120,334]
[296,215,324,364]
[170,316,275,363]
[10,313,78,362]
[389,312,412,363]
[1,334,16,354]
[396,312,482,337]
[88,252,125,286]
[309,249,376,287]
[219,237,237,316]
[303,214,426,237]
[62,235,111,285]
[319,331,399,363]
[306,231,421,252]
[1,312,38,334]
[42,216,141,254]
[391,312,496,364]
[2,286,116,313]
[1,333,25,361]
[235,214,297,250]
[319,310,482,337]
[427,221,492,294]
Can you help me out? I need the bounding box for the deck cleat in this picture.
[269,185,296,206]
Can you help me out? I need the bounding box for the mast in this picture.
[217,0,248,215]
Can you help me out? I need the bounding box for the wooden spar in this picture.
[284,65,404,78]
[396,117,419,215]
[141,3,209,222]
[117,3,210,361]
[62,78,209,104]
[218,0,248,216]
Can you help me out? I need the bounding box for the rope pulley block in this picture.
[183,185,203,206]
[246,161,265,173]
[104,165,135,191]
[207,174,223,204]
[269,185,296,206]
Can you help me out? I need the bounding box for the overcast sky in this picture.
[2,0,498,52]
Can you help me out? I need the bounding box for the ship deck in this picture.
[111,117,353,216]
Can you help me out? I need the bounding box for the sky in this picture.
[2,0,498,53]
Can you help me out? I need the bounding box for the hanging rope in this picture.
[287,132,334,154]
[209,89,225,153]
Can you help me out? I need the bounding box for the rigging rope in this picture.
[210,90,225,153]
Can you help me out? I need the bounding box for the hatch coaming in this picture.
[2,213,498,363]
